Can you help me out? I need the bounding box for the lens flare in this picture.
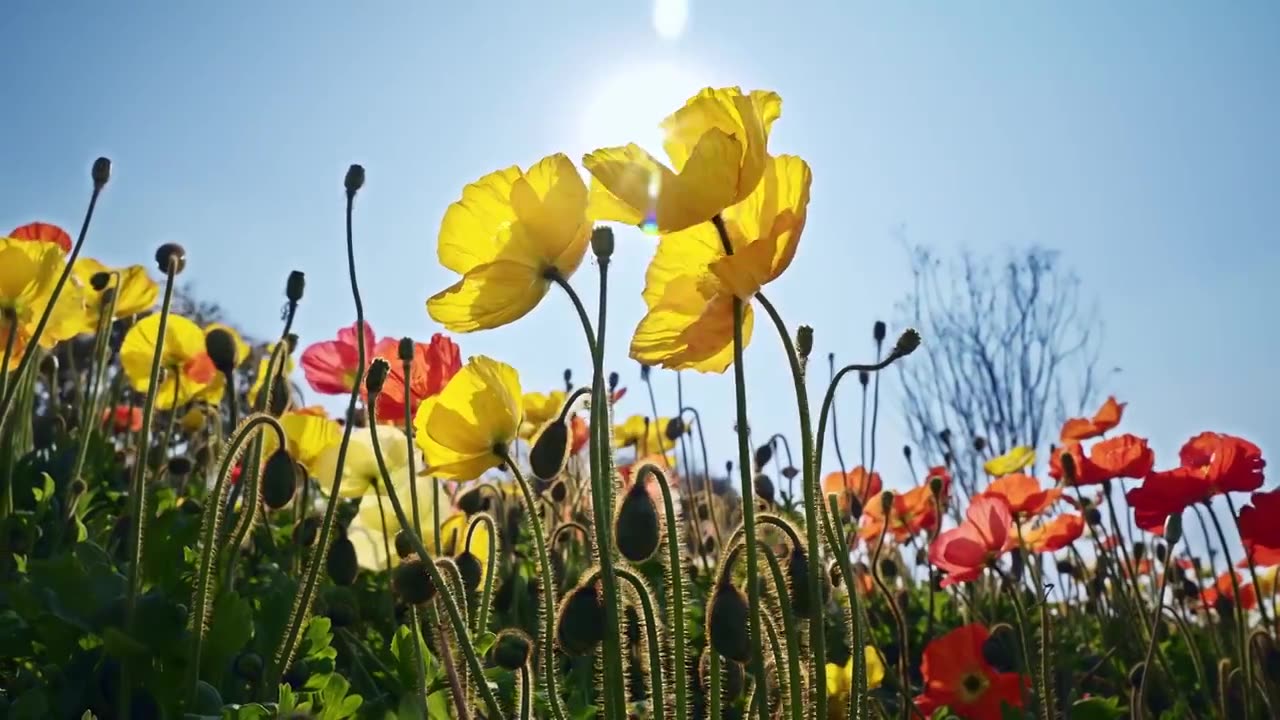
[642,171,661,235]
[653,0,689,40]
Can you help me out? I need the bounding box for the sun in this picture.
[578,60,708,158]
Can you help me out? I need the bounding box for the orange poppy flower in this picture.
[1238,489,1280,553]
[859,485,938,543]
[570,413,590,455]
[301,321,376,396]
[1059,395,1125,443]
[367,333,462,424]
[1050,434,1154,487]
[929,496,1013,587]
[925,464,952,500]
[822,466,883,516]
[914,624,1026,719]
[101,405,143,433]
[1127,432,1264,531]
[9,222,72,253]
[979,473,1060,519]
[1019,513,1083,554]
[1200,571,1257,611]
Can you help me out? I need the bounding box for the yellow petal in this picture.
[583,143,735,233]
[630,286,750,374]
[660,87,781,205]
[437,164,524,275]
[709,155,812,299]
[641,223,723,308]
[420,356,522,480]
[511,153,591,277]
[426,260,547,333]
[984,445,1037,477]
[119,313,207,392]
[864,645,886,690]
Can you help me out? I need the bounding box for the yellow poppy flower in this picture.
[612,414,691,454]
[519,390,567,439]
[179,405,209,434]
[0,238,87,368]
[73,257,158,319]
[825,646,886,717]
[248,341,296,407]
[984,445,1037,477]
[629,155,811,373]
[193,323,251,404]
[1257,566,1277,598]
[262,406,342,476]
[416,356,522,481]
[426,154,591,333]
[311,424,414,499]
[346,472,449,571]
[583,87,781,234]
[119,313,217,409]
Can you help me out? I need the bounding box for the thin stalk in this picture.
[550,269,626,719]
[468,514,498,634]
[870,511,911,719]
[365,405,505,718]
[709,650,722,720]
[1227,495,1272,627]
[373,489,399,630]
[760,547,804,720]
[753,292,828,718]
[1207,501,1253,714]
[681,405,722,552]
[1138,564,1176,715]
[829,354,849,482]
[601,566,667,720]
[867,346,882,479]
[824,495,867,720]
[518,665,533,720]
[120,256,178,718]
[997,566,1043,718]
[70,285,119,486]
[428,600,469,720]
[400,352,431,716]
[640,463,689,720]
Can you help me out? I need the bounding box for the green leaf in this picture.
[30,472,55,508]
[1070,697,1126,720]
[201,591,254,684]
[222,704,273,720]
[390,623,423,689]
[473,630,497,656]
[102,627,149,661]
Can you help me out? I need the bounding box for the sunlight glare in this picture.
[579,61,704,157]
[653,0,689,40]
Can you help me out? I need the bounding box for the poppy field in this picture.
[1,87,1276,720]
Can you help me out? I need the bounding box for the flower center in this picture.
[958,672,989,702]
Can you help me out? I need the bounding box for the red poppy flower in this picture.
[1019,513,1083,554]
[1060,395,1125,443]
[915,624,1026,719]
[822,466,883,516]
[1127,433,1264,532]
[101,405,143,433]
[860,485,938,543]
[569,414,590,455]
[8,221,72,253]
[1237,489,1280,552]
[929,496,1013,587]
[1050,434,1154,486]
[301,322,376,396]
[369,333,462,424]
[925,464,953,501]
[1200,571,1257,611]
[1243,542,1280,569]
[610,386,627,404]
[979,473,1060,519]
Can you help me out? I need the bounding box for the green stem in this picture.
[499,449,568,720]
[551,269,626,719]
[1207,501,1253,715]
[71,283,120,487]
[518,664,533,720]
[1227,494,1272,627]
[365,401,505,718]
[997,566,1043,718]
[870,508,911,719]
[639,463,690,720]
[373,489,399,629]
[709,649,722,720]
[753,291,828,719]
[1138,554,1176,715]
[468,514,498,634]
[399,353,431,716]
[760,547,804,720]
[823,495,867,720]
[597,565,668,720]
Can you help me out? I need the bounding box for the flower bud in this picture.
[879,490,894,515]
[939,429,952,447]
[1084,507,1102,525]
[530,420,571,483]
[781,465,798,480]
[873,320,887,343]
[1154,543,1168,564]
[973,436,987,452]
[155,243,186,275]
[847,493,864,520]
[981,623,1019,672]
[394,530,414,559]
[345,164,365,194]
[262,450,299,510]
[456,487,486,515]
[796,325,814,360]
[753,442,773,470]
[665,417,686,441]
[1164,512,1183,547]
[1055,558,1075,575]
[167,456,194,477]
[903,445,912,461]
[492,628,534,671]
[753,474,775,505]
[90,271,112,292]
[327,533,359,586]
[892,328,922,358]
[365,357,390,396]
[549,480,568,504]
[1060,452,1078,484]
[608,371,619,393]
[204,328,239,376]
[858,370,869,387]
[456,551,482,593]
[878,557,898,580]
[556,582,606,655]
[92,157,112,187]
[1132,541,1147,562]
[929,475,945,498]
[590,225,614,260]
[294,516,320,547]
[392,556,436,605]
[615,479,661,563]
[708,579,751,664]
[285,270,306,302]
[786,545,822,619]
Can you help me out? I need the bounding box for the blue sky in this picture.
[3,1,1278,511]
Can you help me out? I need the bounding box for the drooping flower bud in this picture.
[286,270,306,302]
[205,329,239,376]
[455,551,482,593]
[393,530,414,559]
[345,164,365,194]
[262,450,299,510]
[879,557,898,580]
[892,328,921,358]
[456,487,486,515]
[665,417,686,441]
[562,368,572,390]
[796,325,814,360]
[365,357,390,396]
[294,516,320,547]
[234,651,264,681]
[753,442,773,470]
[754,474,775,505]
[608,371,619,393]
[615,479,661,563]
[556,582,606,655]
[392,556,436,605]
[154,243,186,275]
[327,533,359,586]
[167,455,193,477]
[858,370,869,387]
[492,628,534,671]
[787,545,824,620]
[903,445,912,461]
[973,436,987,452]
[530,420,571,483]
[707,578,751,665]
[879,490,894,515]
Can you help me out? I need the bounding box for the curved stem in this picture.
[398,353,432,717]
[822,494,867,720]
[997,566,1043,717]
[638,463,689,720]
[760,546,804,720]
[828,354,848,481]
[681,405,722,552]
[870,511,911,719]
[468,513,499,634]
[364,406,504,718]
[518,664,533,720]
[498,448,568,720]
[1138,569,1175,714]
[551,269,626,719]
[1227,495,1272,627]
[753,291,828,717]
